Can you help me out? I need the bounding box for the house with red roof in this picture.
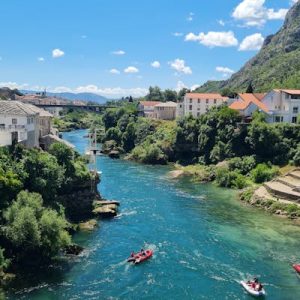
[229,93,268,120]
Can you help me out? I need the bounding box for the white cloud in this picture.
[175,81,199,92]
[218,20,225,26]
[52,48,65,58]
[37,57,45,62]
[124,66,139,73]
[185,31,238,47]
[112,50,126,55]
[216,66,235,74]
[169,59,192,75]
[0,82,29,90]
[151,61,161,68]
[239,33,264,51]
[172,32,183,37]
[110,68,120,74]
[232,0,288,27]
[291,0,298,5]
[187,12,194,22]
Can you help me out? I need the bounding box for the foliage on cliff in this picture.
[0,142,94,274]
[196,2,300,93]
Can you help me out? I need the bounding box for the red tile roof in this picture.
[229,93,268,113]
[185,93,228,101]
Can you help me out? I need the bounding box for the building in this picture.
[138,101,162,118]
[0,101,40,147]
[261,89,300,123]
[25,104,53,137]
[181,93,228,117]
[153,102,177,120]
[229,93,268,120]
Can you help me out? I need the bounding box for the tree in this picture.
[246,82,254,93]
[102,109,118,130]
[177,88,190,101]
[49,143,75,176]
[22,149,64,201]
[164,89,177,102]
[146,86,164,101]
[3,191,71,258]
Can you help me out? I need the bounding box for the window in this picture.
[197,112,200,117]
[206,99,209,104]
[189,105,192,110]
[293,107,299,114]
[292,116,297,123]
[12,118,17,125]
[198,99,200,103]
[190,99,192,103]
[214,99,217,104]
[275,116,281,123]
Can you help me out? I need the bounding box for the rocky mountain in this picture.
[197,1,300,93]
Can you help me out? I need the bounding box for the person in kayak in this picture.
[130,252,135,258]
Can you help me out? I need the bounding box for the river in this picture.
[7,129,300,299]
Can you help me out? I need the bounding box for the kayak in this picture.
[240,281,266,297]
[127,249,153,264]
[293,264,300,274]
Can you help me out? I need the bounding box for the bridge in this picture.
[34,103,117,113]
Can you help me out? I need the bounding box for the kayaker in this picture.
[131,252,135,257]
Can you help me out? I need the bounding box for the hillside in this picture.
[21,90,108,104]
[197,1,300,93]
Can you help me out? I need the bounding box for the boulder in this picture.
[65,244,84,256]
[93,204,118,218]
[79,219,98,231]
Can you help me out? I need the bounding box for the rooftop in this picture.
[154,101,177,107]
[0,101,39,116]
[139,101,162,106]
[185,93,228,100]
[229,93,269,113]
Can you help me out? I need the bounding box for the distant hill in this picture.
[196,1,300,93]
[21,90,108,104]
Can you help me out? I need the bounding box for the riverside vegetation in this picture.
[101,103,300,215]
[0,142,98,285]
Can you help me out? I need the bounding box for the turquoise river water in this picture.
[7,129,300,299]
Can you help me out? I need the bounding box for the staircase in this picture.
[263,168,300,203]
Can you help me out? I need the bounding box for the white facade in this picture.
[181,93,228,117]
[0,101,40,148]
[262,90,300,123]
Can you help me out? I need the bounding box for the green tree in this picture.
[164,89,178,102]
[146,86,164,101]
[22,149,64,201]
[3,191,71,258]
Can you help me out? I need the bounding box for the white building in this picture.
[261,89,300,123]
[180,93,228,117]
[153,102,177,120]
[0,101,40,147]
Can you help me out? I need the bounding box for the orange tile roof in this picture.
[139,101,162,107]
[229,93,268,113]
[185,93,228,101]
[253,93,266,101]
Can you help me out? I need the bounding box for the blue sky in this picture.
[0,0,296,98]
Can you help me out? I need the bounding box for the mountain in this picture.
[21,90,108,104]
[197,1,300,93]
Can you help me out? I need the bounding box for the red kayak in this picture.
[293,264,300,274]
[127,249,153,264]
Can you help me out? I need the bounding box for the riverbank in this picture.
[7,129,300,300]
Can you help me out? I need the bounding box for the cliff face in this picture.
[197,1,300,93]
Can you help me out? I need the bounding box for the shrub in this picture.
[215,168,247,189]
[228,156,256,175]
[251,163,279,183]
[293,144,300,166]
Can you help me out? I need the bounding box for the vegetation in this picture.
[101,104,300,191]
[54,109,102,132]
[0,142,95,278]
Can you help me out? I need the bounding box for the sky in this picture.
[0,0,297,98]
